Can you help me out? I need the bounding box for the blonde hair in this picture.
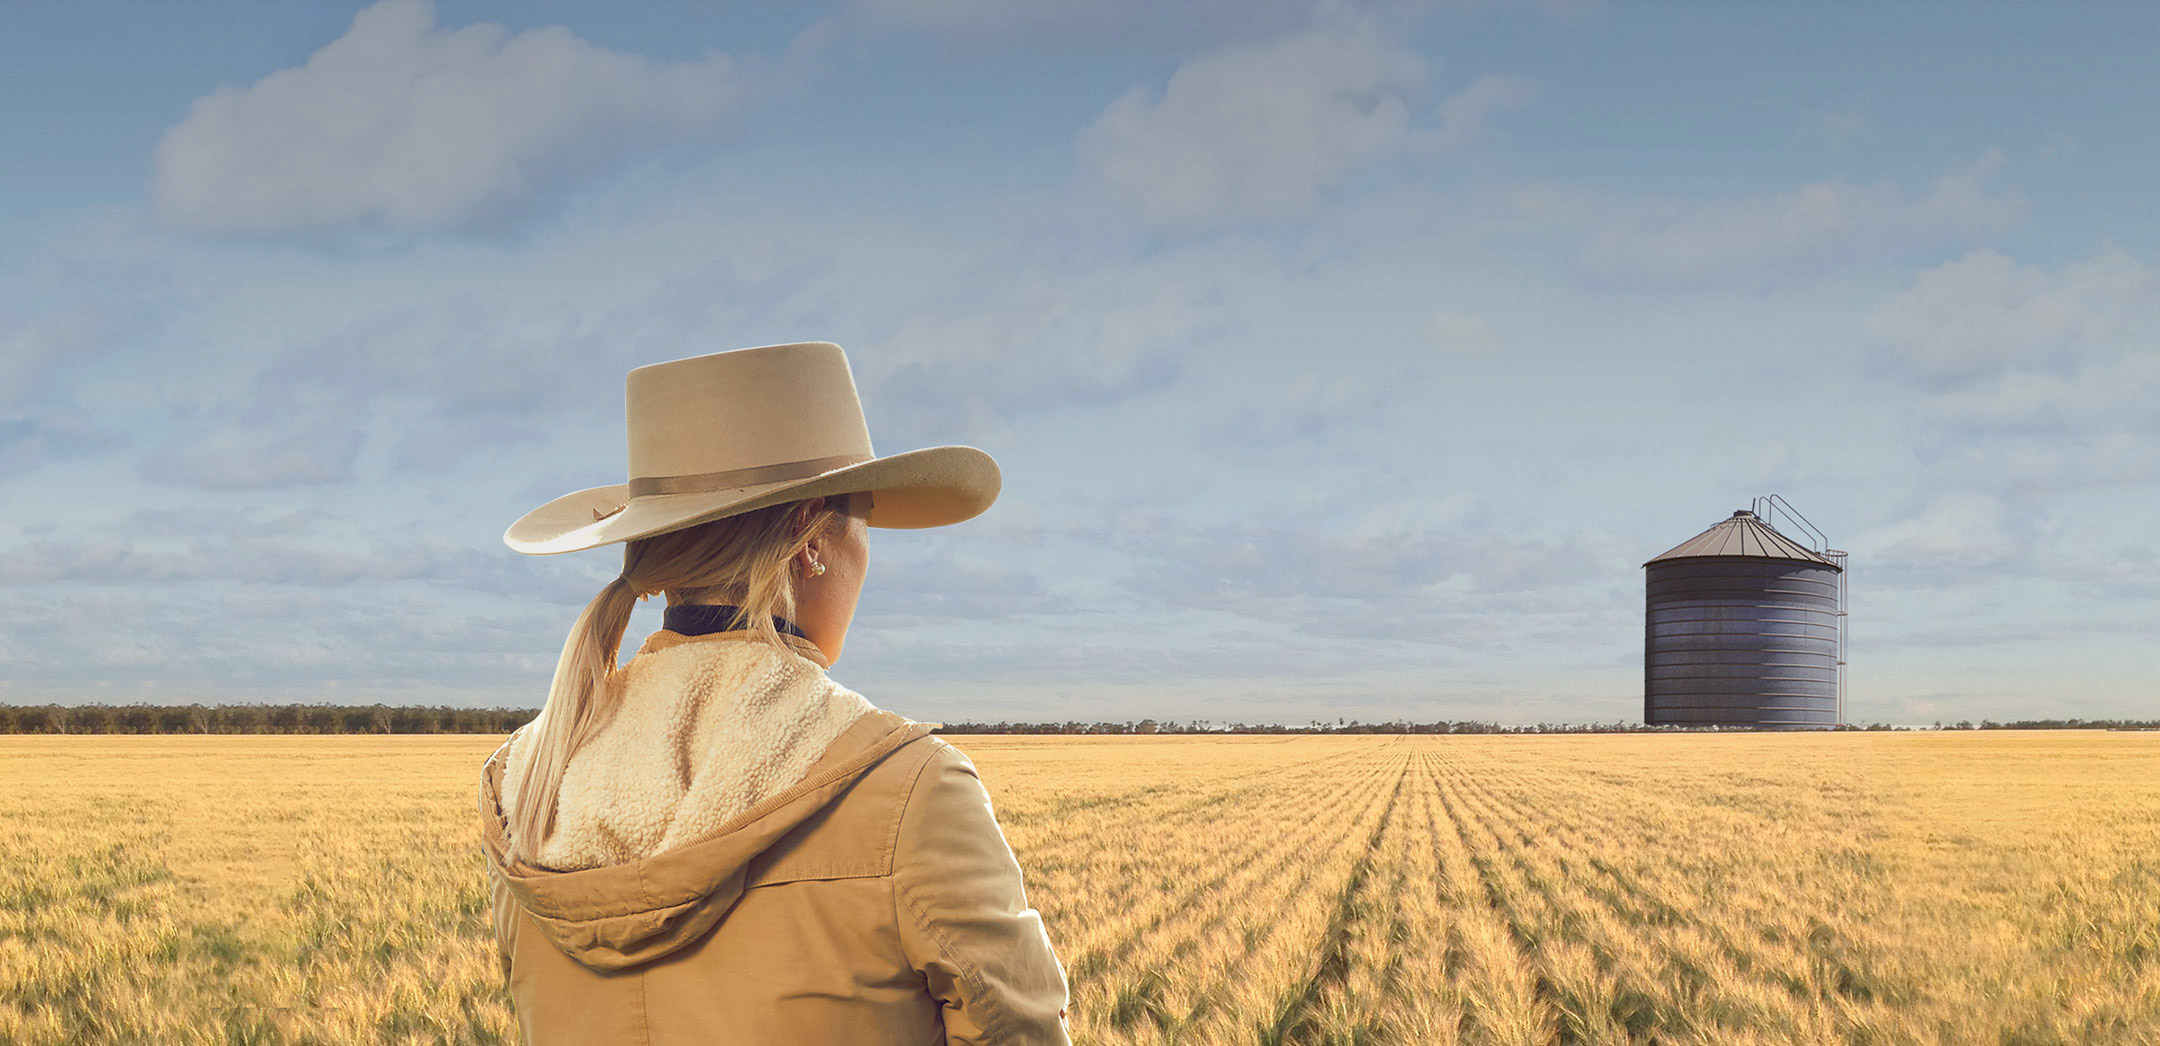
[506,492,860,866]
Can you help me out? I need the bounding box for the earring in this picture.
[808,556,826,577]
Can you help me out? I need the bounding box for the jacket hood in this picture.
[477,630,937,972]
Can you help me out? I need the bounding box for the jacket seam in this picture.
[488,865,515,980]
[885,739,946,871]
[900,887,1017,1042]
[892,742,1021,1042]
[740,735,939,889]
[635,965,651,1045]
[481,739,513,830]
[745,863,884,886]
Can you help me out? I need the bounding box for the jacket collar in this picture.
[662,602,810,641]
[635,623,832,669]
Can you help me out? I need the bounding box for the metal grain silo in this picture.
[1643,497,1847,729]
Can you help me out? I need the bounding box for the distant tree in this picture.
[116,706,154,734]
[14,703,2141,736]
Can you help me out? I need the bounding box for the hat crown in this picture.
[505,339,998,554]
[626,342,875,483]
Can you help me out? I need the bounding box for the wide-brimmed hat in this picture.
[504,342,999,555]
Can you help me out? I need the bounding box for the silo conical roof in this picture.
[1643,510,1841,569]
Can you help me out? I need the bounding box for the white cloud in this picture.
[1867,248,2159,498]
[1092,284,1222,388]
[126,295,620,489]
[1420,311,1507,353]
[1350,493,1480,540]
[1076,25,1428,231]
[854,551,1068,625]
[1582,151,2026,283]
[1810,107,1872,150]
[151,0,748,238]
[0,409,118,480]
[1203,372,1395,449]
[1731,440,1819,490]
[851,0,1209,44]
[1121,511,1632,608]
[1867,247,2158,379]
[1855,492,2024,571]
[1506,182,1588,220]
[1923,353,2160,432]
[1,303,153,409]
[846,0,1396,51]
[868,285,1074,377]
[0,509,600,606]
[0,274,161,477]
[0,583,568,702]
[860,279,1226,444]
[858,0,1121,37]
[1416,74,1538,155]
[1918,434,2160,496]
[138,418,365,490]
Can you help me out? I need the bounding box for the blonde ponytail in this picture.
[505,492,859,866]
[507,571,640,865]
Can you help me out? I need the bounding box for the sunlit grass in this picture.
[1,731,2153,1044]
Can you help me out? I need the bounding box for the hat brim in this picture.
[503,445,999,556]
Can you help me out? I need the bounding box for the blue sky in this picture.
[2,0,2154,725]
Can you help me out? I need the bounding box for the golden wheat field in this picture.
[1,731,2155,1046]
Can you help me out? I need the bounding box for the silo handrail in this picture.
[1752,493,1829,551]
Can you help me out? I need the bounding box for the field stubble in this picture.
[0,732,2153,1045]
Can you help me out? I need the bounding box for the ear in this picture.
[789,496,826,537]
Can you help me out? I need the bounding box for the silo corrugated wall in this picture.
[1644,518,1843,729]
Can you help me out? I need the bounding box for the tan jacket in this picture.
[476,629,1070,1045]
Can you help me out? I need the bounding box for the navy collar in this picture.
[662,603,809,640]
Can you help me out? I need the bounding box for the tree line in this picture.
[1,705,2151,735]
[0,703,539,735]
[939,719,1729,735]
[930,718,2160,734]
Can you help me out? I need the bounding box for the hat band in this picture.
[627,452,871,498]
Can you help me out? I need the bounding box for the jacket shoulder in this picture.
[889,737,1072,1045]
[742,731,947,887]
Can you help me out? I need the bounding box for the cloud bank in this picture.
[1077,25,1429,231]
[1583,152,2026,283]
[151,0,749,239]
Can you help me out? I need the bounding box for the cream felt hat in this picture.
[504,341,999,555]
